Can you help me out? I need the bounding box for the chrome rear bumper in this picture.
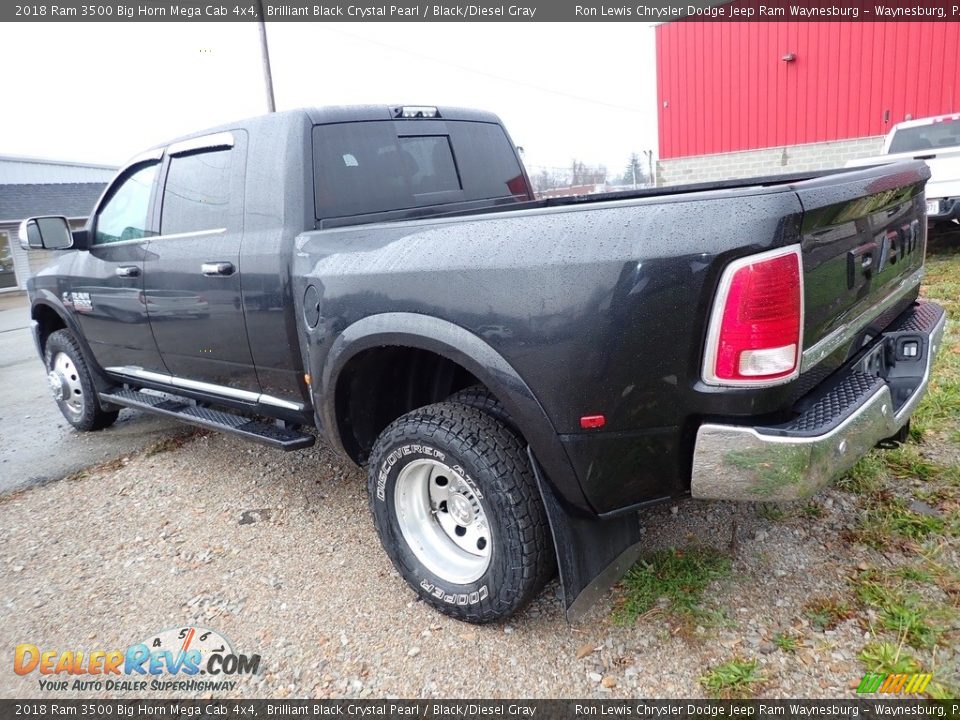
[691,302,946,502]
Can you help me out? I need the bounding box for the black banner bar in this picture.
[5,0,960,22]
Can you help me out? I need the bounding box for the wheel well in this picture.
[335,346,487,464]
[33,304,66,354]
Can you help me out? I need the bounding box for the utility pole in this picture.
[642,150,655,187]
[255,0,276,113]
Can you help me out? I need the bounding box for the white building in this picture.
[0,155,116,292]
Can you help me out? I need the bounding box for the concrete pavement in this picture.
[0,294,180,495]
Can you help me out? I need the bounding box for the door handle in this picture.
[201,262,235,277]
[115,265,140,278]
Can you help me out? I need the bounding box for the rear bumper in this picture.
[691,301,946,502]
[928,197,960,222]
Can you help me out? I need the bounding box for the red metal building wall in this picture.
[656,22,960,159]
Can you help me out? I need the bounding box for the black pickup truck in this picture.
[20,105,945,623]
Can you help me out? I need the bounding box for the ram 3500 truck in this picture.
[21,106,945,623]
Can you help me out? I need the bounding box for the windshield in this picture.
[888,121,960,154]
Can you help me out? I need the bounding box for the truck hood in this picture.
[846,147,960,199]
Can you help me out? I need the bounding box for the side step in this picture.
[100,388,315,451]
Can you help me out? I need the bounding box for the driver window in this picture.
[94,162,159,245]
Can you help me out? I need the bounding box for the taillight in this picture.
[703,245,803,386]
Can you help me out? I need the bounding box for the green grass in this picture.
[881,445,948,482]
[838,453,887,495]
[852,569,952,649]
[913,248,960,437]
[803,596,855,631]
[859,641,960,699]
[614,547,732,625]
[857,497,951,549]
[800,501,824,519]
[773,631,801,653]
[859,641,922,675]
[700,658,765,698]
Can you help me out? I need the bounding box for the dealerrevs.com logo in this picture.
[14,626,261,692]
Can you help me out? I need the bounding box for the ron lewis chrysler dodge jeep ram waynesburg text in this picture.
[20,106,945,623]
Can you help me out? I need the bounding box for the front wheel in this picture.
[367,402,554,623]
[44,329,119,432]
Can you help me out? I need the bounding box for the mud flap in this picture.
[528,448,644,622]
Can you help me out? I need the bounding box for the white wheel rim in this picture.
[50,352,84,415]
[394,458,491,585]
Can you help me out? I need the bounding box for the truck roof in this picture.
[139,105,505,162]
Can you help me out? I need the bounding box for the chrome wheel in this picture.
[394,458,491,584]
[49,351,84,416]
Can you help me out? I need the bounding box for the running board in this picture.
[99,388,315,451]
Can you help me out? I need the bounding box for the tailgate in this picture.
[791,160,931,374]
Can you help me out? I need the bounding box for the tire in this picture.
[44,329,119,432]
[367,401,554,623]
[446,384,517,434]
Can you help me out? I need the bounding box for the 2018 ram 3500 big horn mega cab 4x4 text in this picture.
[21,106,945,623]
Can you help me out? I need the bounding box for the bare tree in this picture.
[570,160,607,186]
[530,168,570,194]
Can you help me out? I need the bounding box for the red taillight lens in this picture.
[705,247,803,385]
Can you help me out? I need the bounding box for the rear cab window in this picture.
[312,120,528,220]
[889,120,960,153]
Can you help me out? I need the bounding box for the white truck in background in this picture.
[847,113,960,232]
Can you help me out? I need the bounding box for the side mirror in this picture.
[18,216,74,251]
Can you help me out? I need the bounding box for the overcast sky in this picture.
[2,22,658,176]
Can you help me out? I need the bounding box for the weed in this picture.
[852,570,951,649]
[614,547,731,625]
[700,658,765,698]
[800,501,824,519]
[882,445,943,482]
[773,632,801,653]
[857,497,950,548]
[859,641,921,674]
[891,566,936,584]
[803,596,855,631]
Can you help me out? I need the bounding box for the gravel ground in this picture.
[6,428,953,700]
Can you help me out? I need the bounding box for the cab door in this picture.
[142,131,260,394]
[70,157,165,372]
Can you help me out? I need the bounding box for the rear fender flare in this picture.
[318,311,591,513]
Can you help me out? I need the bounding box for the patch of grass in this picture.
[859,641,922,674]
[881,445,945,482]
[913,249,960,437]
[852,570,951,649]
[803,596,855,631]
[755,503,787,522]
[838,453,886,495]
[857,497,949,548]
[773,631,801,653]
[613,547,732,625]
[700,658,765,698]
[800,501,824,519]
[891,565,936,584]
